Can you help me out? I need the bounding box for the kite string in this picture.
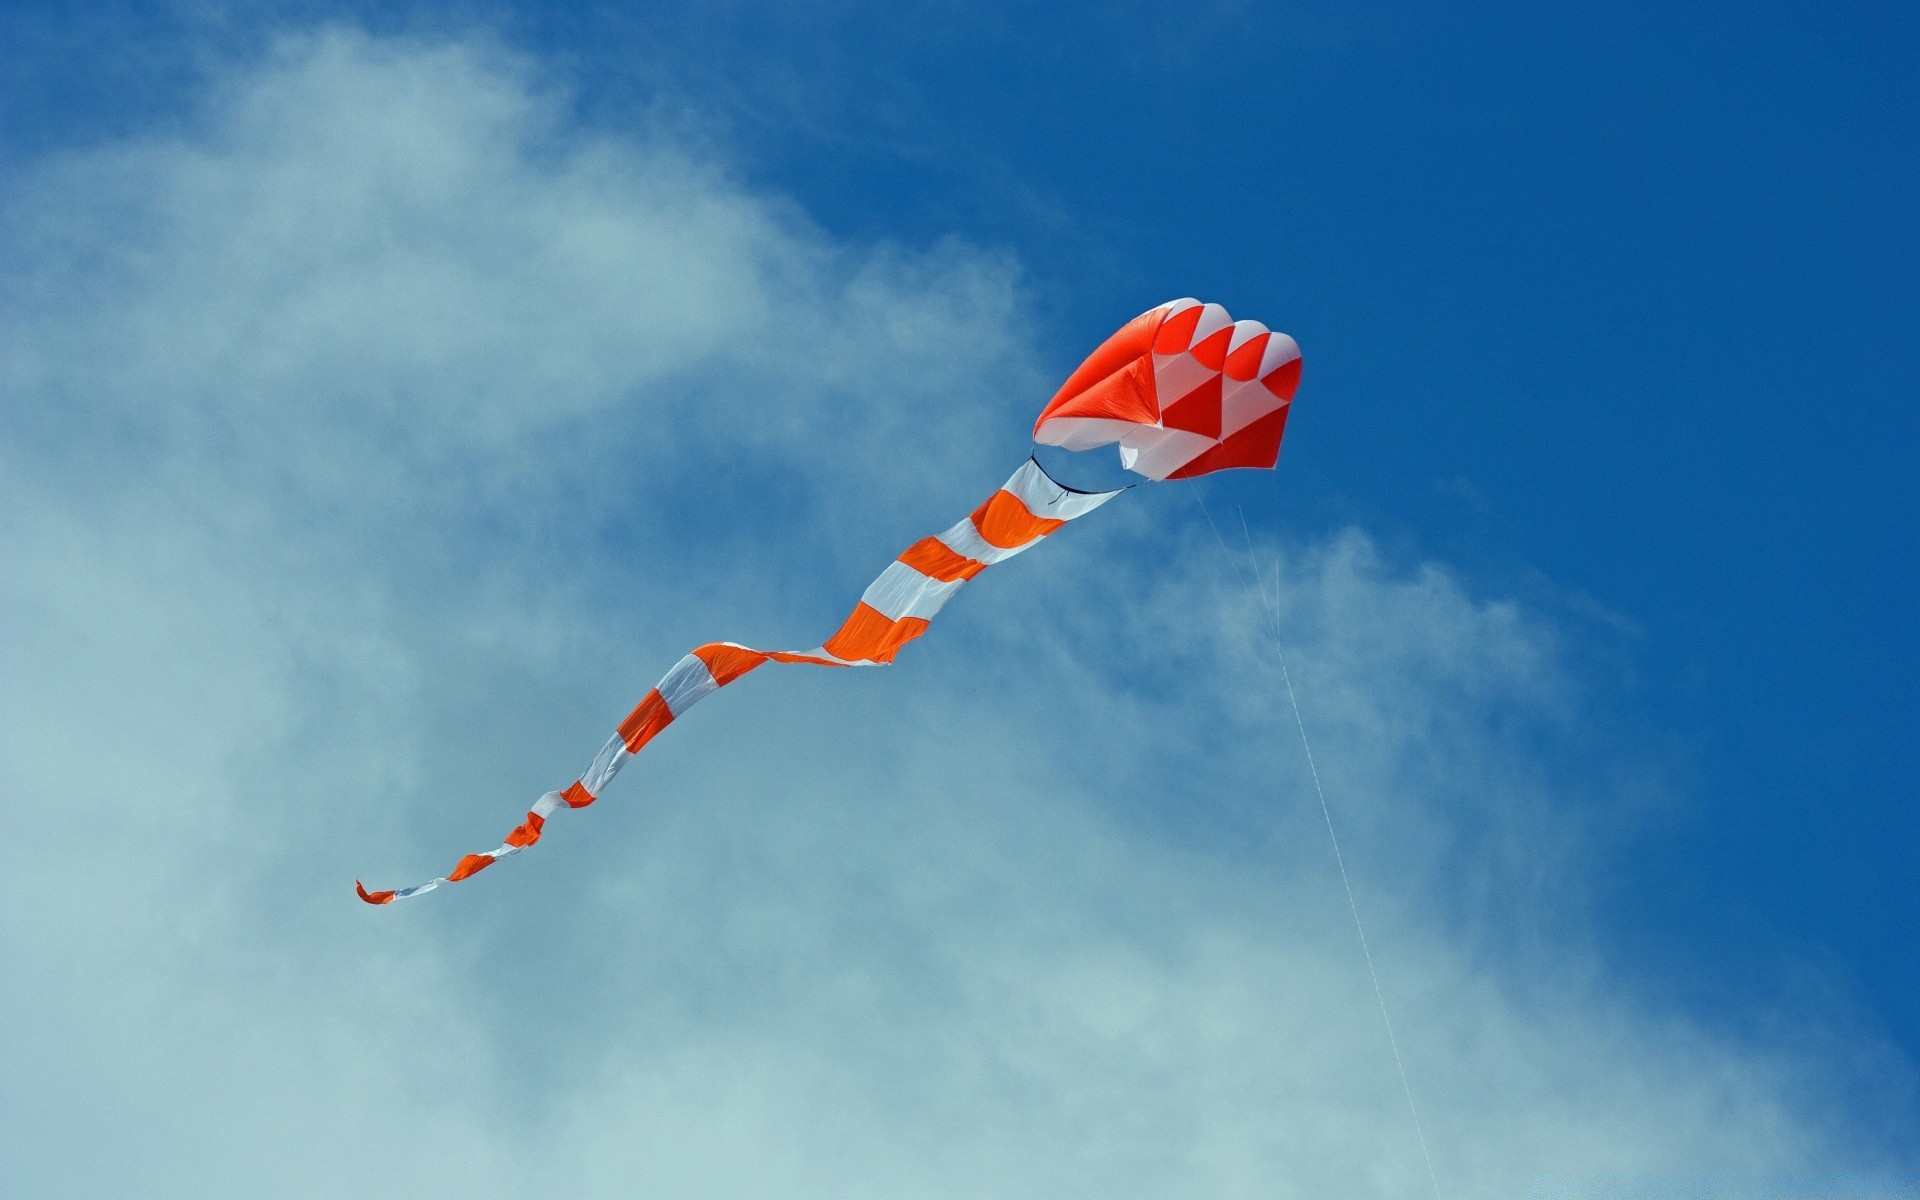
[1188,484,1443,1200]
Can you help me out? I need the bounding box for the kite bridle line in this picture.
[1024,450,1139,504]
[1187,482,1444,1200]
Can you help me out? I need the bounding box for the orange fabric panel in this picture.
[1262,355,1302,401]
[1037,357,1158,428]
[1158,373,1223,438]
[692,642,770,687]
[504,810,546,848]
[970,489,1066,550]
[1167,405,1290,480]
[1035,306,1164,433]
[765,650,849,666]
[448,853,496,882]
[355,880,396,905]
[1189,323,1234,370]
[617,689,674,752]
[1224,330,1271,381]
[561,780,596,809]
[1152,303,1205,353]
[821,602,933,664]
[898,536,986,582]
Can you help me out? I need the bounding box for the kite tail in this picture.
[357,458,1121,904]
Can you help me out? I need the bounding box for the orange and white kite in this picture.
[358,299,1301,903]
[1033,297,1301,480]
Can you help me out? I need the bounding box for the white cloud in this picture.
[2,28,1911,1199]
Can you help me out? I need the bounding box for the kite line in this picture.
[1189,485,1443,1200]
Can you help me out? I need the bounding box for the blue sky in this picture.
[3,2,1915,1195]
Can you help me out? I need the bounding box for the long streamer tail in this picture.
[357,459,1120,904]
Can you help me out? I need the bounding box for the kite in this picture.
[358,298,1301,903]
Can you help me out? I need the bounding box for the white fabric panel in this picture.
[936,516,1022,566]
[1220,376,1284,438]
[579,734,631,796]
[530,789,568,818]
[1116,425,1175,457]
[656,652,720,717]
[1190,302,1233,347]
[1226,319,1270,354]
[1151,351,1217,405]
[1001,458,1123,522]
[861,560,968,623]
[785,647,873,667]
[1119,426,1213,480]
[1034,415,1147,451]
[1259,331,1302,377]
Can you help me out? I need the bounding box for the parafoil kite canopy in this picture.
[1033,299,1302,481]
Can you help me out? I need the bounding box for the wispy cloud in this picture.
[3,28,1911,1198]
